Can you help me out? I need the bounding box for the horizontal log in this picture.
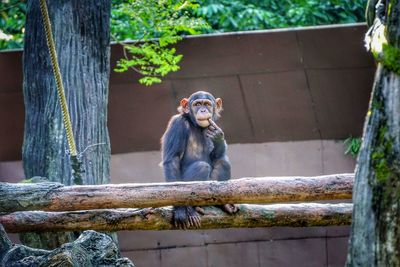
[0,173,354,212]
[0,203,352,232]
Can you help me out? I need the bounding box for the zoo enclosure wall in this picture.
[0,23,374,161]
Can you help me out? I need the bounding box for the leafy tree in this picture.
[111,0,208,85]
[0,1,26,49]
[195,0,367,32]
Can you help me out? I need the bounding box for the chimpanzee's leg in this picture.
[182,161,212,181]
[210,156,231,181]
[210,156,238,214]
[173,161,211,229]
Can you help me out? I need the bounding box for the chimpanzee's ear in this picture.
[216,98,223,110]
[180,98,190,114]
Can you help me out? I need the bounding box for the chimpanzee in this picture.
[161,91,238,229]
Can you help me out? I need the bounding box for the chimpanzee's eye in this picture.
[205,102,211,107]
[195,102,201,106]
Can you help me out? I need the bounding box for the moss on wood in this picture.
[0,204,352,232]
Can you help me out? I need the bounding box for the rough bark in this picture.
[346,1,400,266]
[0,225,134,266]
[0,225,12,263]
[0,203,352,233]
[22,0,112,249]
[0,173,353,212]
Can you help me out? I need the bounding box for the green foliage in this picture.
[195,1,287,31]
[344,136,362,158]
[195,0,367,32]
[374,44,400,75]
[0,0,26,50]
[111,0,209,85]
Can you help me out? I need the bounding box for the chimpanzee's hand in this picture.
[173,206,204,229]
[206,119,224,142]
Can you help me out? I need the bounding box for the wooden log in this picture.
[0,203,352,232]
[0,173,354,212]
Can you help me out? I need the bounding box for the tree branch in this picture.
[0,173,354,212]
[0,203,352,233]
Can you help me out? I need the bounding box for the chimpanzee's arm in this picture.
[207,119,227,160]
[211,139,227,160]
[161,115,188,182]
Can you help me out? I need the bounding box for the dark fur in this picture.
[161,91,231,228]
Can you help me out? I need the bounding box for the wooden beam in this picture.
[0,173,354,212]
[0,203,352,232]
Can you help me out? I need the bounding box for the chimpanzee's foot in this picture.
[186,206,202,228]
[194,206,205,215]
[219,204,239,214]
[172,206,203,229]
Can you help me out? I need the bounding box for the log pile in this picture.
[0,173,354,232]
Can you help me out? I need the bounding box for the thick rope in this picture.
[39,0,83,185]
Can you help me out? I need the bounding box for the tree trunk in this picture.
[0,203,352,232]
[0,173,354,212]
[346,1,400,265]
[22,0,111,249]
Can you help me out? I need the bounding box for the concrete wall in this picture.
[119,226,350,267]
[0,140,355,183]
[0,23,373,161]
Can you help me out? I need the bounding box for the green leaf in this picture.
[344,136,362,158]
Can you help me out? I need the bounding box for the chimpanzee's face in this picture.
[191,98,213,127]
[179,91,223,128]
